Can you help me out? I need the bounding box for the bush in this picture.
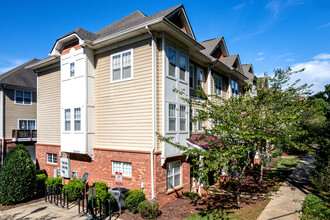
[271,149,283,158]
[0,144,36,205]
[124,189,146,214]
[62,179,84,201]
[302,194,329,219]
[183,191,198,200]
[45,177,63,188]
[89,182,117,213]
[36,169,47,175]
[36,174,47,194]
[137,200,161,219]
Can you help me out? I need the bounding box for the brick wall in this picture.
[35,144,191,205]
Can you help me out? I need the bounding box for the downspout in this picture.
[1,85,4,166]
[146,26,157,199]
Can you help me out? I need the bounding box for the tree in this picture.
[0,144,36,205]
[158,68,312,203]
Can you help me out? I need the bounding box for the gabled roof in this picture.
[242,64,256,81]
[58,27,98,42]
[0,59,39,88]
[221,54,238,67]
[200,37,223,59]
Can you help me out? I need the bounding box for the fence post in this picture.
[65,188,69,209]
[104,199,111,220]
[45,184,48,202]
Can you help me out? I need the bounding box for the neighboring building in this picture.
[0,59,39,165]
[27,5,255,204]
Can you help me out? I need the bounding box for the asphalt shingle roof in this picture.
[242,64,255,80]
[0,59,39,88]
[221,54,238,67]
[200,37,223,58]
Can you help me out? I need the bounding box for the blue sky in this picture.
[0,0,329,93]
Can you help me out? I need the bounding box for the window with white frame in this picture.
[197,110,203,132]
[15,90,32,105]
[111,49,132,82]
[230,79,239,98]
[179,53,187,80]
[112,161,132,177]
[18,119,36,130]
[179,105,187,131]
[168,103,176,131]
[197,68,203,88]
[190,107,194,132]
[64,109,71,131]
[70,62,75,77]
[74,108,81,131]
[168,47,176,77]
[214,74,222,96]
[47,153,57,164]
[167,161,181,189]
[189,64,194,89]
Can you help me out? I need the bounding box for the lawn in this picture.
[276,156,301,169]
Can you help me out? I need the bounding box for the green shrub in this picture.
[137,200,161,219]
[302,194,329,219]
[124,189,146,214]
[0,144,36,205]
[272,149,283,158]
[45,177,63,188]
[36,174,47,194]
[36,169,47,175]
[89,182,117,213]
[62,179,84,201]
[183,191,198,200]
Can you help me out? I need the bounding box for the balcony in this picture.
[12,130,37,142]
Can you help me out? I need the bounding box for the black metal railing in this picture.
[12,129,37,141]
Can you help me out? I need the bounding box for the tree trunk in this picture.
[235,164,247,204]
[259,158,264,184]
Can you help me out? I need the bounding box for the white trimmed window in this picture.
[189,64,194,89]
[112,161,132,177]
[74,108,81,131]
[214,74,223,96]
[167,161,181,189]
[64,109,71,131]
[179,105,187,131]
[15,90,32,105]
[111,49,133,82]
[70,62,75,77]
[197,110,203,132]
[47,153,57,164]
[168,103,176,131]
[168,47,176,77]
[197,68,203,88]
[230,79,239,98]
[18,119,36,130]
[179,53,187,80]
[190,107,194,132]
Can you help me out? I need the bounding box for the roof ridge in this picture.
[200,37,222,43]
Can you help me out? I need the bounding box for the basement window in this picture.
[47,153,57,164]
[112,161,132,177]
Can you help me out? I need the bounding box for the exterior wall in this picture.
[37,66,61,145]
[94,39,153,151]
[4,88,37,138]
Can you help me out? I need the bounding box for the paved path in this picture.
[0,200,90,220]
[257,154,315,220]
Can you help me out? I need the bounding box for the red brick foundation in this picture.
[35,144,191,205]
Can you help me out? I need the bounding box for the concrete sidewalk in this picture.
[0,200,90,220]
[257,154,315,220]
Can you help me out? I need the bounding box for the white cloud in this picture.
[318,22,330,29]
[233,3,246,10]
[255,57,265,61]
[313,53,330,60]
[286,58,295,62]
[258,52,264,55]
[0,57,27,75]
[291,58,330,94]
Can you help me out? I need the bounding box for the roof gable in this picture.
[0,59,39,88]
[200,37,229,60]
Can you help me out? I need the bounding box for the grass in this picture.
[276,156,301,169]
[185,199,271,220]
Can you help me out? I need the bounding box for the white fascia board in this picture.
[50,33,84,57]
[25,57,59,70]
[186,140,205,151]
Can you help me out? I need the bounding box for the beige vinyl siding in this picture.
[4,89,37,138]
[156,38,163,151]
[37,66,61,145]
[94,39,153,150]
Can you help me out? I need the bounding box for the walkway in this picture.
[257,154,315,220]
[0,200,89,220]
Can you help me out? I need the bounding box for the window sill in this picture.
[46,163,58,166]
[166,185,183,195]
[14,103,32,106]
[166,75,176,81]
[110,77,133,84]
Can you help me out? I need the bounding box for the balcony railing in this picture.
[12,130,37,142]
